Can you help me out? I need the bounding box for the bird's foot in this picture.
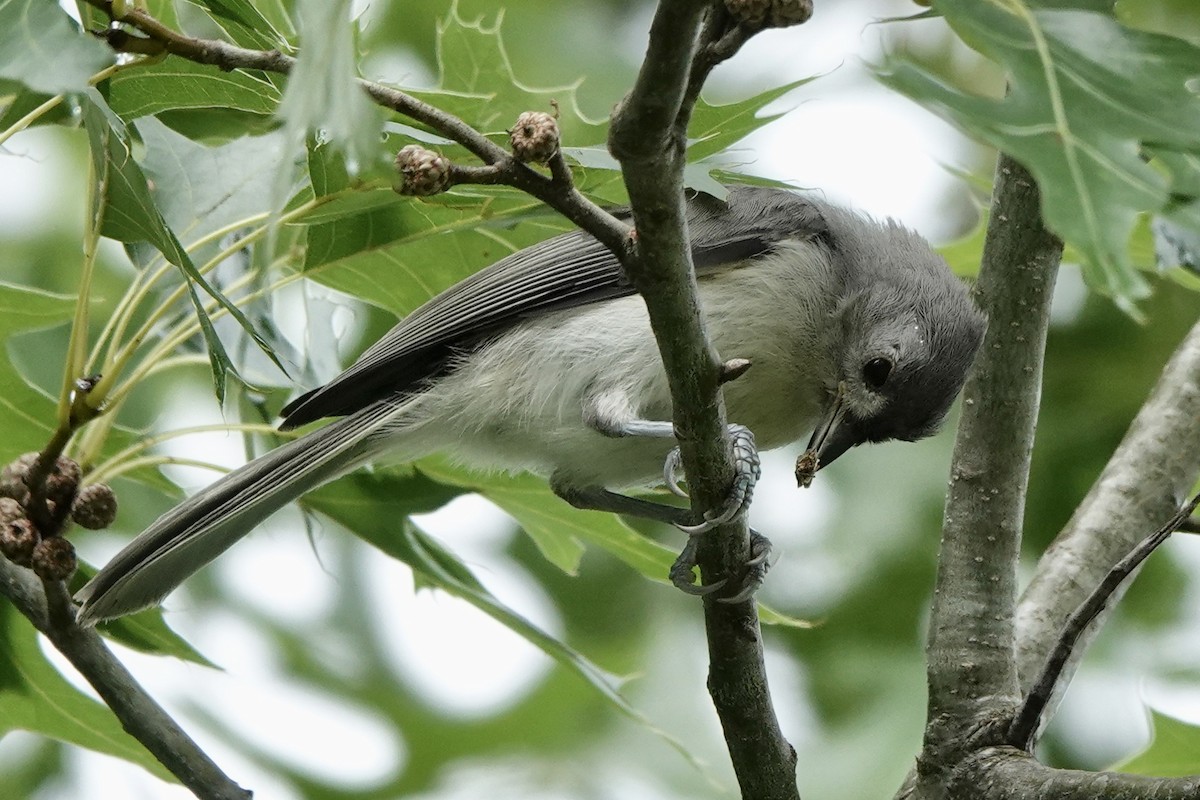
[669,528,773,603]
[665,424,761,535]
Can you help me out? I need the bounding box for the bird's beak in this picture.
[796,384,860,486]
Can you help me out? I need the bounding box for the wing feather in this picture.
[280,187,830,428]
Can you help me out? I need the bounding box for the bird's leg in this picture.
[581,390,763,532]
[549,476,722,596]
[550,391,770,599]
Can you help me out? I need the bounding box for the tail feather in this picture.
[75,402,399,625]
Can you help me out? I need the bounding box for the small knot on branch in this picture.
[719,358,753,384]
[724,0,813,29]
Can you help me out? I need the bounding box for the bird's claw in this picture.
[663,424,766,598]
[663,448,688,498]
[716,530,773,604]
[668,529,773,603]
[669,535,727,596]
[669,424,761,535]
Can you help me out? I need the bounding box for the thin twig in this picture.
[1008,491,1200,749]
[82,0,631,257]
[0,559,252,800]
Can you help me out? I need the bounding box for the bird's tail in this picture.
[75,401,403,625]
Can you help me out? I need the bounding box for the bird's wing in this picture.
[279,187,830,428]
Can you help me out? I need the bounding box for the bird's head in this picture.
[805,261,986,471]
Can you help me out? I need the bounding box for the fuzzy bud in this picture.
[393,145,453,196]
[0,497,24,525]
[31,537,76,582]
[0,517,38,567]
[72,484,118,530]
[0,452,37,503]
[509,111,560,163]
[45,457,82,507]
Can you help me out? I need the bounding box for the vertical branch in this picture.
[916,155,1063,791]
[608,3,800,798]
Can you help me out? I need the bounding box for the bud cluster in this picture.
[0,452,119,583]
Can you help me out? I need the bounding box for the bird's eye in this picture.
[862,357,893,389]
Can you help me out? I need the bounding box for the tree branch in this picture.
[609,2,800,798]
[949,747,1200,800]
[83,0,632,258]
[1014,317,1200,716]
[1009,492,1200,749]
[915,155,1063,794]
[0,559,251,800]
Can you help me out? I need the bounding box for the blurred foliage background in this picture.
[0,1,1199,798]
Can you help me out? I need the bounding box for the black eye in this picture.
[862,357,893,389]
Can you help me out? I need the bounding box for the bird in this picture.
[75,186,986,624]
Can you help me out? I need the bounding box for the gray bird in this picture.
[75,187,985,624]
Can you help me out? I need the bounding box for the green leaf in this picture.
[304,464,465,526]
[81,93,288,399]
[0,282,76,461]
[420,7,606,142]
[1116,709,1200,776]
[1116,0,1200,43]
[188,282,231,402]
[0,603,174,781]
[879,1,1200,303]
[275,0,381,179]
[315,493,710,777]
[398,521,706,774]
[418,461,674,579]
[938,211,988,278]
[387,5,606,169]
[758,605,815,628]
[105,58,281,120]
[0,87,70,131]
[82,94,237,402]
[134,118,282,251]
[0,0,111,94]
[191,0,289,50]
[687,77,816,163]
[303,145,570,316]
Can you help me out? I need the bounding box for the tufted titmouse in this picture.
[76,187,985,623]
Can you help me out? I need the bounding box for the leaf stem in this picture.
[88,423,292,484]
[0,62,125,148]
[88,454,233,485]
